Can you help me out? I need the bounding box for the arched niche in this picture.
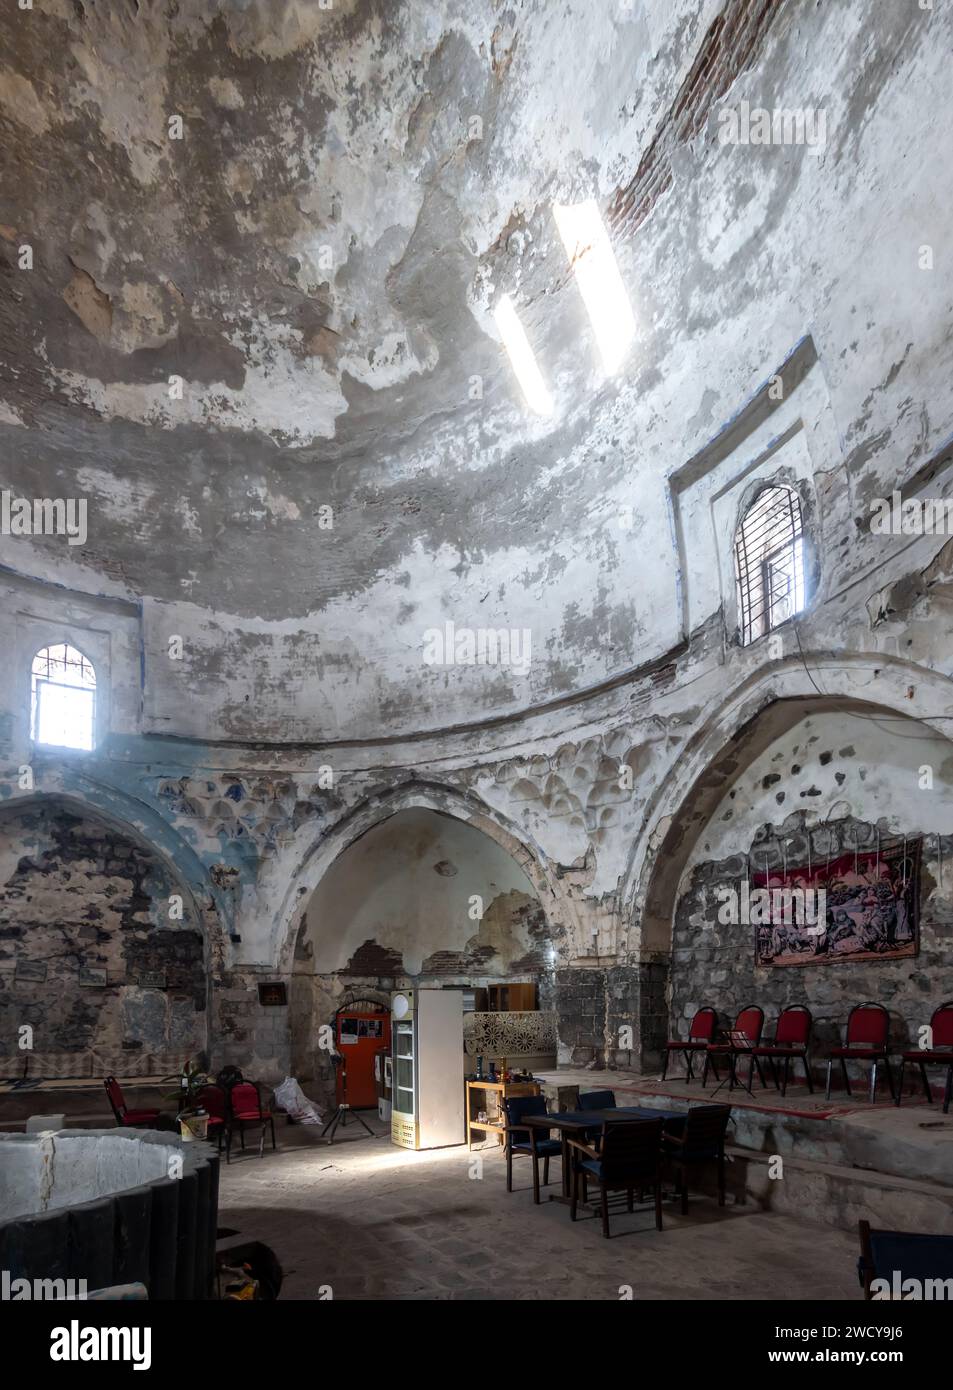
[0,794,210,1070]
[286,804,558,1087]
[634,693,953,1063]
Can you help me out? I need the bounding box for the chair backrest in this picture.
[688,1007,718,1042]
[578,1090,616,1111]
[775,1006,812,1046]
[930,1003,953,1049]
[103,1076,126,1120]
[680,1104,731,1158]
[846,1003,889,1047]
[598,1118,663,1185]
[858,1219,953,1298]
[734,1005,764,1043]
[504,1094,548,1128]
[197,1084,227,1120]
[229,1080,263,1116]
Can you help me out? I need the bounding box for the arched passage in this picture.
[0,792,213,1074]
[284,799,562,1099]
[624,653,953,933]
[630,677,953,1066]
[258,779,572,977]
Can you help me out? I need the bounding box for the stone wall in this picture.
[554,960,668,1070]
[673,817,953,1055]
[667,710,953,1053]
[0,803,207,1067]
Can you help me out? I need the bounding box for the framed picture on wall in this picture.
[258,982,288,1006]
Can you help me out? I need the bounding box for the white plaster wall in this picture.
[683,710,953,877]
[0,2,952,1002]
[301,808,544,974]
[1,3,946,742]
[123,2,953,740]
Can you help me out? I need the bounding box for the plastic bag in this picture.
[273,1076,323,1125]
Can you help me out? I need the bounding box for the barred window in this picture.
[31,643,96,750]
[734,485,805,646]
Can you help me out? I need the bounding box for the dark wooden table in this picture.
[521,1107,686,1203]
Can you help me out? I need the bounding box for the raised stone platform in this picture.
[0,1079,172,1131]
[536,1067,953,1236]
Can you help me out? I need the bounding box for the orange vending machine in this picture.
[334,1004,391,1110]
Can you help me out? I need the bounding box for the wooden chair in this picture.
[825,1003,894,1103]
[895,1003,953,1113]
[568,1118,664,1238]
[662,1104,732,1213]
[702,1005,765,1089]
[503,1095,561,1203]
[227,1080,276,1158]
[103,1076,160,1129]
[661,1007,717,1082]
[747,1005,813,1095]
[578,1090,616,1110]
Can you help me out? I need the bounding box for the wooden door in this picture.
[335,1008,391,1108]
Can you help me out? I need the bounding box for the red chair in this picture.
[197,1084,230,1157]
[747,1005,813,1095]
[227,1080,276,1159]
[702,1005,765,1089]
[104,1076,160,1128]
[661,1007,718,1082]
[895,1003,953,1113]
[825,1003,894,1103]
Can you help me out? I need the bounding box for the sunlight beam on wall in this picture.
[553,199,635,375]
[493,294,554,417]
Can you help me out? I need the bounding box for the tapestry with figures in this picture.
[754,837,920,967]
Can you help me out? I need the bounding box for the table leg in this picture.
[545,1131,578,1206]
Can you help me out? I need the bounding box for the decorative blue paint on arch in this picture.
[0,773,226,934]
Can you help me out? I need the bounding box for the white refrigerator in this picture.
[391,989,465,1150]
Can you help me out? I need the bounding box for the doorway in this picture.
[334,1000,391,1109]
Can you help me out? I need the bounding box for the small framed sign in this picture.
[258,982,287,1007]
[139,972,168,989]
[79,967,107,988]
[15,960,48,984]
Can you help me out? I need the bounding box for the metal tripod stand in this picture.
[320,1051,376,1143]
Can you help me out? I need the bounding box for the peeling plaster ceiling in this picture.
[0,0,708,618]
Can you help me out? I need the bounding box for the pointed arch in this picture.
[623,652,953,956]
[262,780,574,975]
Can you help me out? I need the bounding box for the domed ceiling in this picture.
[0,0,708,620]
[2,0,938,741]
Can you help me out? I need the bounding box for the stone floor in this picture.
[216,1116,861,1301]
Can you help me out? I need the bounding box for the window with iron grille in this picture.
[733,485,805,646]
[30,643,97,750]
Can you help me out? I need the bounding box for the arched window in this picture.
[734,485,805,646]
[31,644,96,750]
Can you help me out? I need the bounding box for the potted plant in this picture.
[164,1058,214,1141]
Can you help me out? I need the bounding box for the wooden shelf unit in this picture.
[465,1078,540,1150]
